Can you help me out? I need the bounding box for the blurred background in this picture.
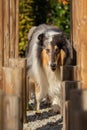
[19,0,70,57]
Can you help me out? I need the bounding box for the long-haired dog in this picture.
[26,24,73,113]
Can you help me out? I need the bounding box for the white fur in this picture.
[45,31,62,37]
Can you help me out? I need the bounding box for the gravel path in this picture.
[23,102,63,130]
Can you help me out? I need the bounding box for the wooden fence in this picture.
[71,0,87,88]
[0,0,19,68]
[0,0,28,130]
[62,0,87,129]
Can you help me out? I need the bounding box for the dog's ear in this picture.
[62,38,73,65]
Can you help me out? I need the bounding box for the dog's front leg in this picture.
[34,82,41,111]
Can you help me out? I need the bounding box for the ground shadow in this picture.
[27,108,62,122]
[36,119,63,130]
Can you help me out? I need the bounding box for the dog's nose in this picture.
[50,63,56,71]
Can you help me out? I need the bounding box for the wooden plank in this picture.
[74,111,87,130]
[0,89,4,130]
[0,0,3,68]
[70,89,87,130]
[62,81,81,130]
[3,0,10,66]
[15,0,19,58]
[62,81,81,101]
[9,58,27,122]
[71,0,87,88]
[10,0,16,58]
[63,101,70,130]
[2,67,23,128]
[3,67,23,97]
[0,69,3,89]
[60,65,78,81]
[3,95,22,130]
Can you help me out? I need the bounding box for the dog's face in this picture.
[38,30,66,71]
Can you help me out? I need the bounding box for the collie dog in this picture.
[26,24,73,113]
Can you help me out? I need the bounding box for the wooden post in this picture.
[71,0,87,88]
[62,81,81,130]
[2,67,23,128]
[3,0,10,66]
[62,81,81,101]
[3,67,23,97]
[74,111,87,130]
[70,89,87,130]
[0,0,3,68]
[0,69,3,89]
[9,58,27,122]
[0,89,4,130]
[10,0,16,58]
[60,65,78,81]
[15,0,19,58]
[3,95,22,130]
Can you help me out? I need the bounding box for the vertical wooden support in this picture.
[70,89,87,130]
[60,65,78,81]
[62,81,81,101]
[15,0,19,58]
[3,67,23,97]
[62,81,81,130]
[0,0,3,68]
[9,58,27,122]
[0,69,3,89]
[71,0,87,88]
[10,0,16,58]
[61,66,81,130]
[2,67,23,129]
[3,0,10,66]
[3,95,22,130]
[0,89,4,130]
[74,111,87,130]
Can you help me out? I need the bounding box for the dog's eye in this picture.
[46,49,50,54]
[55,48,60,54]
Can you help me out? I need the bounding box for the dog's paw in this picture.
[52,104,61,114]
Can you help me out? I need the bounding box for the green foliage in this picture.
[19,0,70,56]
[46,0,70,35]
[19,0,34,56]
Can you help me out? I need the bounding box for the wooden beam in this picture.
[2,67,23,128]
[60,65,78,81]
[3,95,22,130]
[62,81,81,130]
[70,89,87,130]
[10,0,16,58]
[62,81,81,101]
[3,67,23,97]
[74,111,87,130]
[71,0,87,88]
[15,0,19,58]
[0,89,4,130]
[3,0,10,66]
[0,0,3,68]
[9,58,27,123]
